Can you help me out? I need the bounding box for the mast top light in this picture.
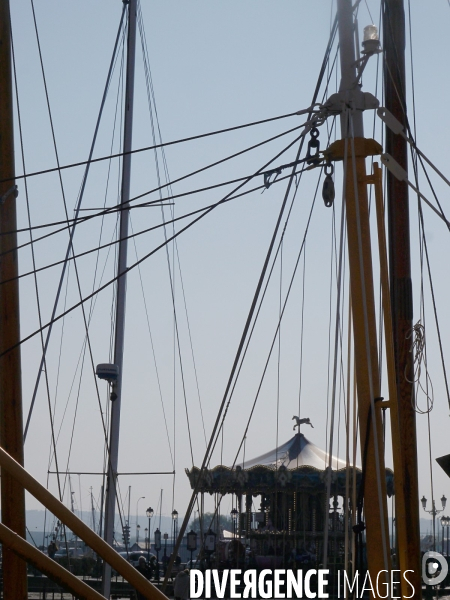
[362,24,381,54]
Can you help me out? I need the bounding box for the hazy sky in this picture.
[8,0,450,538]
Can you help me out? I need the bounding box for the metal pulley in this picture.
[305,127,321,165]
[322,162,335,207]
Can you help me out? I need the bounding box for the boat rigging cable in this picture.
[189,160,321,561]
[2,109,314,185]
[0,167,311,286]
[2,129,311,360]
[380,0,450,418]
[22,7,138,554]
[0,122,308,250]
[22,1,128,440]
[138,3,197,471]
[194,113,341,557]
[207,120,338,466]
[164,16,341,577]
[398,2,450,413]
[19,0,128,566]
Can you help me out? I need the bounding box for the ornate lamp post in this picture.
[154,528,161,581]
[144,527,148,553]
[146,507,154,563]
[187,529,197,565]
[421,495,447,551]
[172,509,179,555]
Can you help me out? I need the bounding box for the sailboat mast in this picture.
[102,0,137,596]
[331,0,391,582]
[0,0,27,597]
[383,0,421,595]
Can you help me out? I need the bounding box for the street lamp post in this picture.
[154,528,162,581]
[172,509,179,556]
[136,496,145,543]
[146,507,154,564]
[145,527,148,554]
[421,495,447,551]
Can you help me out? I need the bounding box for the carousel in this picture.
[185,419,394,569]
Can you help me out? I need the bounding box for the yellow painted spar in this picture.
[0,444,167,600]
[0,521,105,600]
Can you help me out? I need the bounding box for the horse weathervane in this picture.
[292,416,314,431]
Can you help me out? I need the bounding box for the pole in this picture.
[383,0,421,596]
[102,0,137,596]
[333,0,392,587]
[127,485,131,530]
[0,0,27,597]
[148,514,151,563]
[0,441,166,600]
[447,517,450,560]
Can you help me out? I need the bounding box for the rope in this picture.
[172,15,340,570]
[1,130,306,362]
[0,165,310,287]
[23,4,127,439]
[405,322,434,414]
[3,109,312,185]
[0,122,307,258]
[137,6,209,446]
[322,132,347,569]
[130,218,174,466]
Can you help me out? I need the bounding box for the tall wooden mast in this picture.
[383,0,421,595]
[325,0,392,588]
[0,0,28,597]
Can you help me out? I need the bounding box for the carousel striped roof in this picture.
[241,433,351,471]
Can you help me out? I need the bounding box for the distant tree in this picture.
[189,512,232,533]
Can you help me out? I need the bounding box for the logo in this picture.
[422,551,448,586]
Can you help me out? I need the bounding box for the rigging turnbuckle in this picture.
[263,127,324,189]
[305,127,321,165]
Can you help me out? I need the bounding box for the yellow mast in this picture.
[326,0,392,591]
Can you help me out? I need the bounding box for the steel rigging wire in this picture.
[0,166,311,287]
[138,1,208,455]
[1,128,309,361]
[1,109,313,185]
[165,16,342,575]
[23,1,129,441]
[0,122,307,255]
